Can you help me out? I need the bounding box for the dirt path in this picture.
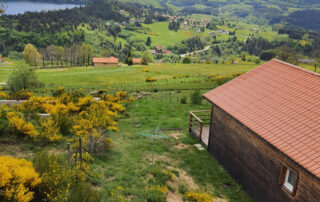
[180,45,211,58]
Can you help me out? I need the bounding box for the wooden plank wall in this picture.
[208,105,320,202]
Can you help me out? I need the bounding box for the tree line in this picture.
[23,43,93,67]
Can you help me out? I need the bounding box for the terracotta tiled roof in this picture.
[93,57,118,64]
[204,59,320,179]
[132,58,142,64]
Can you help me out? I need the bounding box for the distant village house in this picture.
[132,58,142,65]
[93,57,118,68]
[154,46,172,55]
[202,59,320,201]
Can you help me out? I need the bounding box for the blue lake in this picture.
[3,1,82,15]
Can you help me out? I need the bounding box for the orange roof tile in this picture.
[93,57,118,64]
[204,59,320,179]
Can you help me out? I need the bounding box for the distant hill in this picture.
[286,9,320,31]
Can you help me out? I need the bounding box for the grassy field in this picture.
[90,93,253,201]
[0,89,254,201]
[122,22,205,47]
[1,59,318,94]
[216,23,289,42]
[0,59,258,93]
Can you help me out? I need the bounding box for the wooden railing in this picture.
[189,110,211,142]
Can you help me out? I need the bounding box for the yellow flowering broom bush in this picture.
[73,100,119,153]
[0,88,8,99]
[6,111,38,138]
[32,151,89,201]
[39,117,63,143]
[1,88,133,152]
[185,190,214,202]
[0,156,41,202]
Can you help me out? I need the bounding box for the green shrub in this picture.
[180,96,187,104]
[69,182,102,202]
[178,184,187,194]
[191,90,202,105]
[7,67,43,92]
[183,56,192,64]
[8,51,23,60]
[0,118,9,135]
[255,58,261,64]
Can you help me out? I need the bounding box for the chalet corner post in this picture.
[189,110,211,146]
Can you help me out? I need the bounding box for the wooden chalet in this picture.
[93,57,118,67]
[198,59,320,201]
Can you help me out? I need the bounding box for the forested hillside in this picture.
[1,0,320,65]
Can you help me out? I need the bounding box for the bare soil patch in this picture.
[167,190,183,202]
[144,154,178,166]
[167,166,199,190]
[0,144,33,158]
[168,132,183,140]
[174,143,190,149]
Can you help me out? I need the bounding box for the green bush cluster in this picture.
[191,90,202,105]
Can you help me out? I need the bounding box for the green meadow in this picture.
[0,59,258,93]
[122,22,209,47]
[1,59,318,94]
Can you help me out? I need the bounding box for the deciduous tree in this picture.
[54,46,64,67]
[46,45,56,67]
[23,44,41,67]
[141,51,153,65]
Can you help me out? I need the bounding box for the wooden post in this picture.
[67,143,71,165]
[189,113,193,133]
[79,137,83,164]
[199,122,203,142]
[74,152,77,166]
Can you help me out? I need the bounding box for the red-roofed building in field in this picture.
[132,58,142,65]
[92,57,118,67]
[203,59,320,201]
